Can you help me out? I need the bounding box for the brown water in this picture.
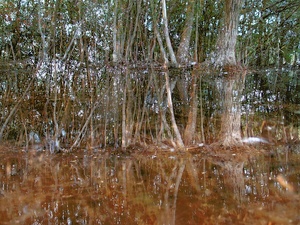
[0,145,299,225]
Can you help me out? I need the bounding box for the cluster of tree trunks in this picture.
[3,0,298,150]
[147,0,247,148]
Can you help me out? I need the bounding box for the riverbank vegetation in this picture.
[0,0,299,151]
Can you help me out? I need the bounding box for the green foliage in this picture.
[0,0,298,66]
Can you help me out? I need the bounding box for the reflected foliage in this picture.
[0,147,299,224]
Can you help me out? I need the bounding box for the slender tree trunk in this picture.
[176,0,195,65]
[151,66,175,146]
[125,0,141,62]
[154,24,169,64]
[122,74,127,149]
[51,3,60,152]
[150,0,169,64]
[176,1,195,123]
[113,0,120,63]
[0,78,35,142]
[122,68,134,149]
[183,68,198,145]
[163,66,184,149]
[161,0,177,66]
[199,74,205,143]
[194,0,199,62]
[70,102,99,150]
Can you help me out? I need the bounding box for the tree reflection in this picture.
[0,149,299,224]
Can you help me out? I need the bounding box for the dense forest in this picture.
[0,0,299,151]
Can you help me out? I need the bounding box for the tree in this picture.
[209,0,246,146]
[211,0,243,67]
[0,0,299,149]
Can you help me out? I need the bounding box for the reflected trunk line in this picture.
[0,148,300,224]
[154,157,186,225]
[186,156,202,192]
[224,161,245,201]
[121,160,127,207]
[170,160,186,225]
[202,158,209,203]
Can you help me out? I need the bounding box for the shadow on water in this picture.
[0,144,299,225]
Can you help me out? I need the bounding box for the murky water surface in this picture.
[0,145,299,225]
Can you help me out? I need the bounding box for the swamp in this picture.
[0,0,300,224]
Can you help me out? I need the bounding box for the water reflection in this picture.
[0,146,299,224]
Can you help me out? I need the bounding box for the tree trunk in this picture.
[112,0,121,63]
[183,68,198,145]
[125,0,141,62]
[161,0,177,66]
[176,0,195,65]
[150,0,169,64]
[212,0,243,67]
[164,66,184,149]
[0,78,35,142]
[219,67,246,146]
[209,0,245,146]
[176,0,196,125]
